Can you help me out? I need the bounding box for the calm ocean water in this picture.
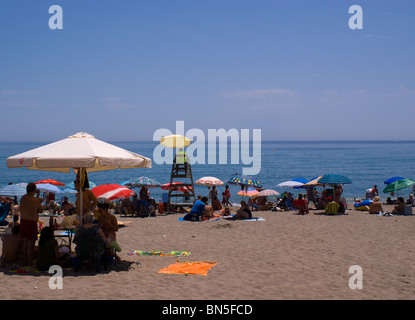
[1,141,414,203]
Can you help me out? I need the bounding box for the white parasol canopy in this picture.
[6,132,151,172]
[6,132,152,224]
[277,180,304,188]
[195,176,224,187]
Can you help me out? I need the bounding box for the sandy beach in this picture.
[0,204,414,300]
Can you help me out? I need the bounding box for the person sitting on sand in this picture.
[120,197,134,216]
[60,197,75,216]
[212,196,222,211]
[204,204,214,219]
[74,214,108,271]
[247,196,258,211]
[324,197,339,215]
[184,196,208,220]
[392,197,405,215]
[293,193,308,214]
[406,194,414,206]
[220,207,231,216]
[1,225,23,266]
[232,201,252,220]
[36,227,69,271]
[97,202,119,243]
[366,196,384,214]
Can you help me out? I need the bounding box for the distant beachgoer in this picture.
[306,188,314,204]
[224,185,232,207]
[334,185,343,203]
[74,175,98,220]
[232,201,252,220]
[372,185,378,197]
[212,196,222,211]
[1,225,22,266]
[367,196,384,214]
[209,186,217,205]
[19,182,43,266]
[324,197,339,215]
[61,197,75,216]
[392,197,405,215]
[293,193,308,214]
[183,196,208,220]
[36,227,69,271]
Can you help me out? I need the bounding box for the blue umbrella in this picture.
[384,176,406,185]
[318,174,351,185]
[123,176,161,188]
[36,183,63,194]
[66,181,97,190]
[291,178,309,184]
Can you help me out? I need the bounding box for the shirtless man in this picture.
[19,182,43,266]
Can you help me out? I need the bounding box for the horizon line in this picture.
[1,139,415,144]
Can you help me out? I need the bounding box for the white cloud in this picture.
[221,88,296,100]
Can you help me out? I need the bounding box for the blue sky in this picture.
[0,0,414,142]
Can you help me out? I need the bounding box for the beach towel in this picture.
[158,261,217,276]
[127,250,190,257]
[9,266,41,274]
[243,217,265,221]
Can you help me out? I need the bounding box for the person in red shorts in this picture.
[19,182,43,266]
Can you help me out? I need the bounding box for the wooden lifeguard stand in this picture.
[167,149,196,207]
[159,134,195,208]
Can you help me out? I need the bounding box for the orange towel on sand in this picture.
[158,261,217,276]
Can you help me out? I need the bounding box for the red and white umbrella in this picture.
[161,182,192,192]
[195,176,224,187]
[35,179,65,186]
[92,184,135,201]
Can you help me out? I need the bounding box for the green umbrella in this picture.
[383,178,415,193]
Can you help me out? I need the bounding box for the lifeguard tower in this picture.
[160,134,196,208]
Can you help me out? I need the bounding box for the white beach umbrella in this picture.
[277,180,304,188]
[6,132,152,222]
[6,132,151,172]
[256,189,280,197]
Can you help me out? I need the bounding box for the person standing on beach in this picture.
[74,177,98,223]
[209,186,217,205]
[19,182,43,266]
[224,185,232,207]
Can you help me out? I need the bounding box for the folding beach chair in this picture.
[0,203,11,234]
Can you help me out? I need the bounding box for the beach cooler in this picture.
[404,206,413,216]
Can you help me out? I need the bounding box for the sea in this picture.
[1,141,414,204]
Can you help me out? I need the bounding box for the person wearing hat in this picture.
[324,196,339,215]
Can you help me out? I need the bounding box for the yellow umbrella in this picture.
[160,134,191,148]
[303,176,325,187]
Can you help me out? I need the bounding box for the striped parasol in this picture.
[195,176,224,187]
[237,187,259,197]
[92,184,135,201]
[124,176,161,188]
